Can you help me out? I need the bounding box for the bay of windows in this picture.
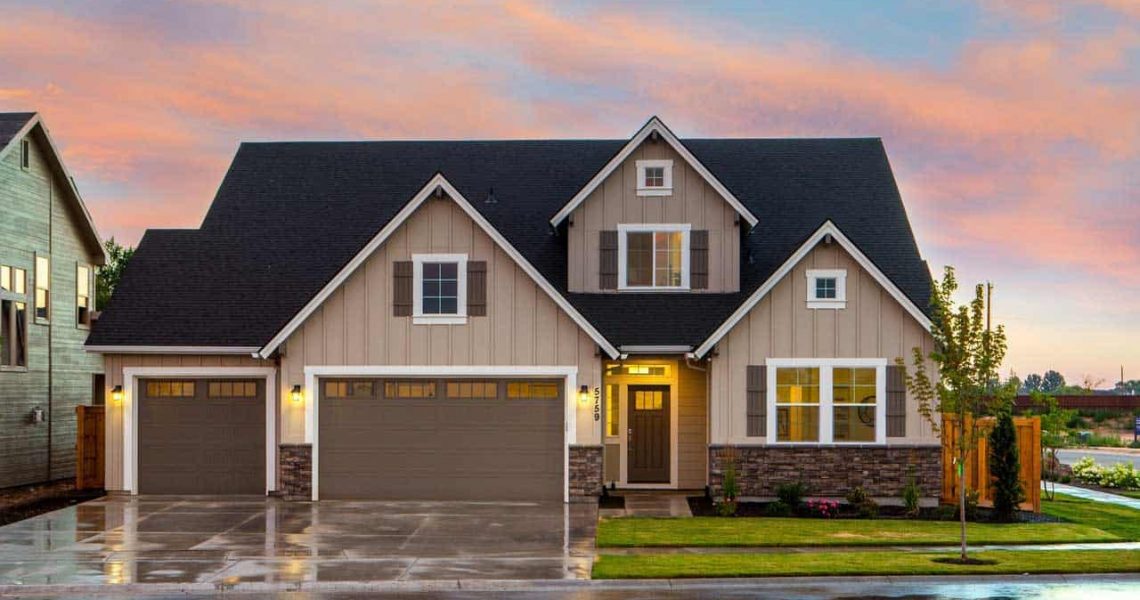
[768,361,885,444]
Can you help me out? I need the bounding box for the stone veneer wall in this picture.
[709,445,942,499]
[569,445,604,501]
[278,444,312,500]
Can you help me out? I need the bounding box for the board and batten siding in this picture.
[101,353,271,492]
[708,241,937,445]
[279,195,604,446]
[0,129,104,488]
[566,139,740,293]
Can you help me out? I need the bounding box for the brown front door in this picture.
[627,385,670,483]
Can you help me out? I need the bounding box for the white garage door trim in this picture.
[122,366,278,495]
[303,365,579,503]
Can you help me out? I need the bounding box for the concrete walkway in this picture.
[601,493,693,518]
[1051,482,1140,510]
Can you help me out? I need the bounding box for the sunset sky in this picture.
[1,1,1136,386]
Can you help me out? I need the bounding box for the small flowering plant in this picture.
[805,498,840,518]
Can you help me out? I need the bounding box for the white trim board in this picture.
[120,366,278,495]
[258,173,620,359]
[692,220,933,358]
[0,114,108,264]
[302,365,579,503]
[549,116,759,228]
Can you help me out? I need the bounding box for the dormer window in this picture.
[806,269,847,309]
[618,224,690,290]
[636,160,673,196]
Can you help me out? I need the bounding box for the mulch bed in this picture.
[687,496,1060,523]
[0,480,105,527]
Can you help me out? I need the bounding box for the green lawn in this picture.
[597,516,1117,548]
[592,549,1140,579]
[1042,493,1140,540]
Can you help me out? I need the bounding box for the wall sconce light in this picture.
[578,385,590,406]
[30,406,45,424]
[291,385,304,404]
[111,385,123,404]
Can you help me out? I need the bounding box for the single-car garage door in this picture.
[319,378,564,501]
[138,379,265,494]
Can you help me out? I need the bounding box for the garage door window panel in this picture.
[209,381,257,397]
[446,380,499,399]
[384,380,437,399]
[146,381,196,397]
[325,380,375,398]
[507,381,561,399]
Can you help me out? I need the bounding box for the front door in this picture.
[627,385,670,483]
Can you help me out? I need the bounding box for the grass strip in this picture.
[1042,493,1140,540]
[592,549,1140,579]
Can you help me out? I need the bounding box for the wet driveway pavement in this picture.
[0,495,597,587]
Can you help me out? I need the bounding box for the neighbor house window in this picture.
[618,224,689,289]
[768,360,886,444]
[34,255,49,322]
[412,253,467,324]
[76,264,92,327]
[1,266,28,368]
[20,139,30,170]
[636,159,673,196]
[806,269,847,309]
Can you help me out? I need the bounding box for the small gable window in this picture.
[412,253,467,325]
[20,139,30,170]
[806,269,847,309]
[636,159,673,196]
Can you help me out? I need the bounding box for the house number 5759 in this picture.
[593,386,601,421]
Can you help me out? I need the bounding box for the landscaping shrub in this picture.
[805,499,839,518]
[764,501,792,517]
[776,482,808,509]
[1069,456,1139,490]
[902,477,922,518]
[845,485,879,518]
[716,459,739,517]
[989,409,1025,522]
[964,488,980,521]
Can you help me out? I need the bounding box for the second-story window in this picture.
[636,160,673,196]
[35,255,50,322]
[77,264,92,328]
[412,253,467,324]
[0,265,28,369]
[618,224,690,290]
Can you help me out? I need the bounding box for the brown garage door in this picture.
[319,378,564,501]
[138,379,265,494]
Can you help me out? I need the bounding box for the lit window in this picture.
[507,381,560,399]
[806,269,847,309]
[77,264,91,327]
[412,254,467,324]
[632,388,664,410]
[446,381,499,399]
[146,381,196,397]
[636,160,673,196]
[384,381,436,399]
[34,256,49,321]
[833,368,877,442]
[604,364,669,377]
[775,367,820,442]
[619,225,689,289]
[767,362,884,444]
[605,384,620,437]
[325,380,374,398]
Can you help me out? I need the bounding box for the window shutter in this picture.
[393,261,413,317]
[690,230,709,289]
[746,365,766,436]
[467,261,487,317]
[599,230,618,289]
[886,365,906,437]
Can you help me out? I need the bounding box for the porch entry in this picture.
[627,384,670,483]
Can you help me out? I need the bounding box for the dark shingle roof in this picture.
[0,112,36,149]
[89,138,930,350]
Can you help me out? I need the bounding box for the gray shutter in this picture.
[690,230,709,289]
[393,261,413,317]
[467,261,487,317]
[746,365,766,436]
[599,230,618,290]
[886,365,906,437]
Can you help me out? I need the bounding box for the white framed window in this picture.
[617,224,690,290]
[34,254,50,323]
[636,159,673,196]
[412,253,467,325]
[806,269,847,309]
[76,263,92,328]
[766,358,886,445]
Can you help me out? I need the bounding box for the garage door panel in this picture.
[319,378,564,501]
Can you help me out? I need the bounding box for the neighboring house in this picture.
[88,117,939,502]
[0,112,106,489]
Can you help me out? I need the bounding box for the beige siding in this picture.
[709,242,937,445]
[102,353,271,491]
[676,359,709,489]
[567,139,740,293]
[279,195,603,445]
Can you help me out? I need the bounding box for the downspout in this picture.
[46,154,54,482]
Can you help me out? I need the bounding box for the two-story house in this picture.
[88,117,939,502]
[1,112,106,489]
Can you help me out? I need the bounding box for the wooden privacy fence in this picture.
[75,405,104,490]
[941,414,1041,513]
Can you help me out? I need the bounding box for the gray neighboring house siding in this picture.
[0,113,105,489]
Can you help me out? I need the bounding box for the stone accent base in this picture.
[278,444,312,500]
[569,445,604,502]
[709,445,941,499]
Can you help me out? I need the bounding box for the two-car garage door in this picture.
[318,378,564,501]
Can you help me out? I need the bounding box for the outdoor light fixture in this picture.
[30,406,45,424]
[111,385,123,404]
[578,384,590,406]
[291,385,304,404]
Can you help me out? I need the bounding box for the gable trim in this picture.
[691,220,932,358]
[258,173,621,359]
[0,114,108,264]
[549,116,759,228]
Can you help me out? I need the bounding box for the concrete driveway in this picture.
[0,495,596,587]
